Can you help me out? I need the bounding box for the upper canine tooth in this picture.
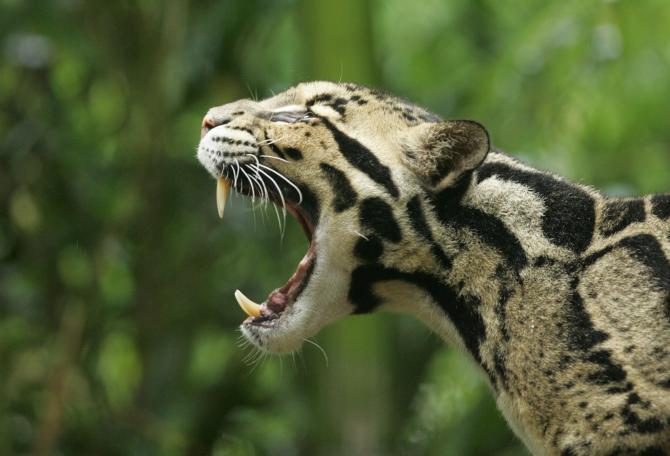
[216,177,231,219]
[234,289,262,318]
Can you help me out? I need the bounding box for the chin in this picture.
[229,205,351,354]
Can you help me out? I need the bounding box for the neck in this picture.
[411,150,599,364]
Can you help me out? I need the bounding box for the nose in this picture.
[201,114,233,138]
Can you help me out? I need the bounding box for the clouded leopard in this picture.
[196,81,670,455]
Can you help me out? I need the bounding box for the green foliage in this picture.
[0,0,668,454]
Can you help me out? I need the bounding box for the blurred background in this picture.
[1,0,669,454]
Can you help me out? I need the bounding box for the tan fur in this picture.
[197,82,670,455]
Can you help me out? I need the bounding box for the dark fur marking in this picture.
[268,142,286,160]
[274,180,320,226]
[618,234,670,292]
[652,194,670,220]
[319,163,357,212]
[406,196,452,269]
[639,447,666,456]
[329,97,349,116]
[432,170,472,206]
[321,119,400,198]
[600,199,646,236]
[477,162,596,252]
[621,392,666,434]
[433,177,528,272]
[565,282,609,352]
[354,236,383,262]
[348,265,487,362]
[359,197,401,243]
[306,93,332,106]
[585,350,627,385]
[283,147,303,161]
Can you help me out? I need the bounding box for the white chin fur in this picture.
[240,238,354,354]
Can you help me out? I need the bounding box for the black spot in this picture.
[477,162,596,253]
[606,382,634,394]
[561,448,577,456]
[586,350,627,385]
[348,265,487,362]
[329,97,349,116]
[268,142,286,160]
[623,411,665,434]
[283,147,303,160]
[620,392,666,434]
[640,446,667,456]
[651,194,670,220]
[359,197,401,243]
[354,236,383,262]
[579,401,589,408]
[306,93,332,106]
[319,163,357,212]
[350,95,368,105]
[321,119,400,198]
[600,199,646,236]
[406,196,452,269]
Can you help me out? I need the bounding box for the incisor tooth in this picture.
[216,177,231,219]
[235,289,262,318]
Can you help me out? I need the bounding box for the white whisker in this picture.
[259,154,290,163]
[303,338,329,367]
[257,164,303,204]
[353,230,369,241]
[257,167,288,235]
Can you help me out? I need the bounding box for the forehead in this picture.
[264,82,435,114]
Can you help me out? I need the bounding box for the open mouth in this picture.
[215,174,317,328]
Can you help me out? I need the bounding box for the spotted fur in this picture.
[197,82,670,455]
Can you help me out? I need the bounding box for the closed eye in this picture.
[269,110,314,123]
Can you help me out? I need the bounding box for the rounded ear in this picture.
[401,120,490,190]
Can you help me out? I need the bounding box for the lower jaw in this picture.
[243,240,317,328]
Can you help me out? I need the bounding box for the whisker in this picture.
[238,165,258,227]
[247,155,270,202]
[257,167,287,236]
[353,230,369,241]
[238,166,256,202]
[232,159,241,189]
[259,154,290,163]
[257,164,303,204]
[303,338,329,367]
[252,163,285,237]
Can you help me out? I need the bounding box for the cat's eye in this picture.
[269,109,317,123]
[270,110,310,123]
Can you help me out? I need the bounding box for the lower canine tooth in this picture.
[235,289,262,318]
[216,177,231,219]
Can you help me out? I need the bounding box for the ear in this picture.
[401,120,490,190]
